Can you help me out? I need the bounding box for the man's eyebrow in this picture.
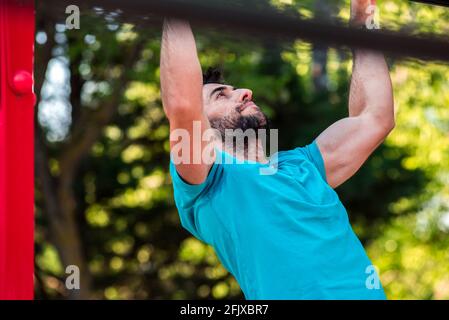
[209,86,236,99]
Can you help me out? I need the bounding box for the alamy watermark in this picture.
[65,5,80,30]
[365,264,381,290]
[65,265,80,290]
[365,4,380,30]
[170,121,279,175]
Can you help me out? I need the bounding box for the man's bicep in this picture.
[315,114,388,188]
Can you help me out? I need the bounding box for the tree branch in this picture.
[58,39,145,181]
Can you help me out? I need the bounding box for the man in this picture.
[160,0,394,299]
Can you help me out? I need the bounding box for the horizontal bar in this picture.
[410,0,449,7]
[45,0,449,62]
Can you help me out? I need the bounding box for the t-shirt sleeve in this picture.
[294,140,328,183]
[169,153,223,242]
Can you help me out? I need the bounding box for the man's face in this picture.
[202,83,268,134]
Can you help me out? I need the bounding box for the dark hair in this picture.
[203,67,225,85]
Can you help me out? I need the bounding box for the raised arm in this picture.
[315,0,395,188]
[160,19,214,184]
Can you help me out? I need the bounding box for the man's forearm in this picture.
[160,19,203,119]
[349,49,394,126]
[348,0,394,128]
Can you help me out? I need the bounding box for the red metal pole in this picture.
[0,0,35,299]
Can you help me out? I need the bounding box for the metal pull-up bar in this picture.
[411,0,449,7]
[77,0,449,62]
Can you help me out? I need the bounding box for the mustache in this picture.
[235,99,256,113]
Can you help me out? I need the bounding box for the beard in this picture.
[209,107,269,143]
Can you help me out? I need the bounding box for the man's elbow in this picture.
[163,99,202,121]
[386,103,396,132]
[383,115,395,134]
[388,116,396,133]
[365,108,396,136]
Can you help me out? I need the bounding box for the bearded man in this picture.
[160,0,394,299]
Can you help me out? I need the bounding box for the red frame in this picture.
[0,0,35,299]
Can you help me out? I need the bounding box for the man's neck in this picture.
[219,138,269,164]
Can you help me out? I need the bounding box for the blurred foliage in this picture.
[34,0,449,299]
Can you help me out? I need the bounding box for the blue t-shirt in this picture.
[169,141,386,300]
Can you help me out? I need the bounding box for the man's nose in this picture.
[236,89,253,102]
